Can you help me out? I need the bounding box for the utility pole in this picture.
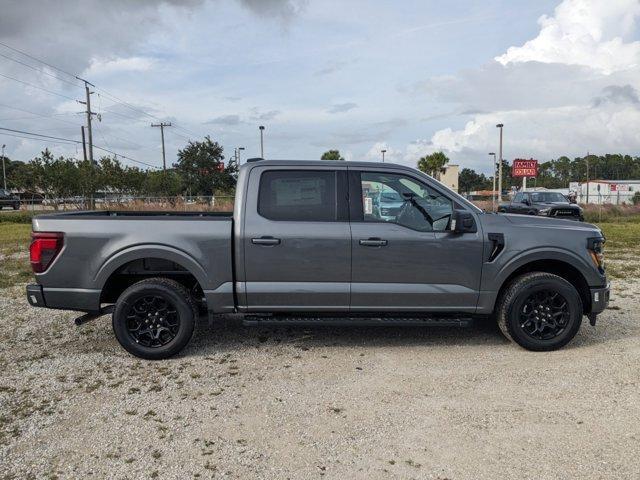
[381,149,386,163]
[81,127,88,163]
[237,146,245,166]
[489,152,496,211]
[1,144,6,191]
[77,77,96,209]
[151,122,172,170]
[259,125,265,158]
[496,124,504,202]
[586,151,590,204]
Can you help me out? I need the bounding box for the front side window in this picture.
[258,170,337,221]
[513,192,523,203]
[359,172,453,231]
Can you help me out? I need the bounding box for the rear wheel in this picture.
[112,278,197,359]
[496,272,583,351]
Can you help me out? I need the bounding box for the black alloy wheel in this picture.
[496,272,583,351]
[518,289,570,340]
[113,278,197,360]
[125,294,180,348]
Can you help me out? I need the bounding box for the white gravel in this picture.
[1,278,639,479]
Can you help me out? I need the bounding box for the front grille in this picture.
[552,209,578,217]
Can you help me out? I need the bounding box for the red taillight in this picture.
[30,232,64,273]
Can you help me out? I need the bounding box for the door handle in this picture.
[359,238,388,247]
[252,236,281,246]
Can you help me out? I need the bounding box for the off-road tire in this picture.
[496,272,583,351]
[113,277,198,360]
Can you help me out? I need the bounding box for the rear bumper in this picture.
[26,284,100,312]
[26,284,46,307]
[589,283,610,314]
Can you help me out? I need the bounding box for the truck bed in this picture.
[31,211,235,313]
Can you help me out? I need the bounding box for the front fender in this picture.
[495,247,600,288]
[476,246,602,314]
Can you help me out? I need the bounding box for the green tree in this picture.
[173,136,237,195]
[458,168,490,194]
[144,170,183,197]
[30,150,80,209]
[321,150,345,161]
[417,151,449,178]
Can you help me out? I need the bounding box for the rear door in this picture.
[242,165,351,311]
[349,168,483,312]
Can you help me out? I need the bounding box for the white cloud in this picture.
[408,0,640,174]
[87,57,156,75]
[495,0,640,74]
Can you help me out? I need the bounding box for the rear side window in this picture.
[258,170,337,221]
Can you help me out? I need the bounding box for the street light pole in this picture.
[496,124,504,202]
[1,144,6,191]
[381,149,386,163]
[489,152,496,211]
[259,126,265,158]
[238,147,245,166]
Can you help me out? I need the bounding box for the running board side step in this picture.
[242,316,474,327]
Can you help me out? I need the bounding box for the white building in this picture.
[571,180,640,205]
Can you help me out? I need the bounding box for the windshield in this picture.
[380,191,403,202]
[530,192,567,203]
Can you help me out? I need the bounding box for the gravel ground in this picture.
[1,277,639,480]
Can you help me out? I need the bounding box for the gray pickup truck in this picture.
[26,160,609,359]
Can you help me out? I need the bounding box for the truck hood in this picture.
[536,201,580,208]
[500,213,599,232]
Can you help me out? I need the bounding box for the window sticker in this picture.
[364,196,373,215]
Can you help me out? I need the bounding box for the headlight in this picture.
[538,208,551,215]
[587,237,605,272]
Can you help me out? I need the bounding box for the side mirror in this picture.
[451,210,477,233]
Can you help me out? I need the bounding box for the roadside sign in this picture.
[512,159,538,177]
[611,183,629,192]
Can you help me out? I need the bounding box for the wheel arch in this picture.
[96,245,209,305]
[496,257,592,314]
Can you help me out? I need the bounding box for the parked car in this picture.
[26,160,608,359]
[0,188,20,210]
[499,191,583,221]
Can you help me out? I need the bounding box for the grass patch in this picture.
[0,210,41,224]
[596,222,640,251]
[0,223,33,288]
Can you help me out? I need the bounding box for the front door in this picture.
[349,169,483,312]
[242,166,351,311]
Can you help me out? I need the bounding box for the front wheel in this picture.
[112,278,197,360]
[496,272,583,351]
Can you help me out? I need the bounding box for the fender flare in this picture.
[493,247,596,290]
[94,244,210,291]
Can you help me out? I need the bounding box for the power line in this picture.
[0,72,77,101]
[0,131,77,145]
[0,42,200,140]
[0,102,81,126]
[0,126,159,169]
[0,51,83,88]
[0,40,79,80]
[0,126,80,144]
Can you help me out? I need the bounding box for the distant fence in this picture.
[576,192,636,205]
[12,196,235,212]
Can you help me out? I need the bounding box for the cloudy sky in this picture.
[0,0,639,174]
